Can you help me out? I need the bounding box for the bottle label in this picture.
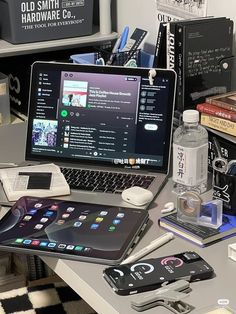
[172,143,208,186]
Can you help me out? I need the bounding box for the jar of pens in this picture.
[70,26,154,68]
[70,48,154,68]
[212,136,236,215]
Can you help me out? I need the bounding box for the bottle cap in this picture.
[183,110,199,123]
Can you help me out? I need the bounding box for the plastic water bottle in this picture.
[172,109,208,194]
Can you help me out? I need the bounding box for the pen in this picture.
[120,232,174,265]
[106,36,122,65]
[118,26,129,52]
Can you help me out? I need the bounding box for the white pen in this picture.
[120,232,174,265]
[106,36,122,65]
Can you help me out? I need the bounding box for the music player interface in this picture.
[30,68,171,168]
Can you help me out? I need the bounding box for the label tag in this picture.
[173,143,208,186]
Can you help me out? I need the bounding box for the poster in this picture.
[156,0,207,21]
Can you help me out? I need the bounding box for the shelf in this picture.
[0,30,118,58]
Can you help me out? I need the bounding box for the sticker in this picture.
[0,83,6,96]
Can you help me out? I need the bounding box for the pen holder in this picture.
[213,169,236,215]
[0,72,11,125]
[70,50,154,68]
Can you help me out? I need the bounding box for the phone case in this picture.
[103,251,214,295]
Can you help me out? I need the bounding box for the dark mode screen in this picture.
[30,69,171,168]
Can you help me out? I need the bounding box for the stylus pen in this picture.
[120,232,174,265]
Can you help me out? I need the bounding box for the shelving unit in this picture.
[0,29,118,58]
[0,0,117,122]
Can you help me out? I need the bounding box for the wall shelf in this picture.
[0,29,118,58]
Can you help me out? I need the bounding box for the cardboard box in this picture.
[0,0,93,44]
[208,128,236,171]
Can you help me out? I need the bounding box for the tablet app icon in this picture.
[91,223,99,230]
[74,221,82,227]
[23,215,32,221]
[99,211,108,216]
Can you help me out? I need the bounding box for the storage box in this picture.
[0,0,94,44]
[208,129,236,172]
[213,169,236,215]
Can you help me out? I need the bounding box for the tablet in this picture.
[0,196,149,265]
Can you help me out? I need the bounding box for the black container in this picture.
[0,0,93,44]
[0,46,94,116]
[213,169,236,215]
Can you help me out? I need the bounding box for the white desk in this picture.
[1,122,236,314]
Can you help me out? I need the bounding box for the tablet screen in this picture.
[0,196,149,265]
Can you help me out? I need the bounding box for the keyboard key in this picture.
[60,167,155,193]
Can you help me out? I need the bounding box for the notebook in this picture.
[0,196,149,265]
[24,61,176,208]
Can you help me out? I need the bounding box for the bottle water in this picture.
[172,109,208,194]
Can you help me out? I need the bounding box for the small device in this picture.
[0,196,149,265]
[161,202,175,214]
[103,251,214,295]
[121,186,154,206]
[177,191,223,229]
[130,280,193,312]
[148,69,157,85]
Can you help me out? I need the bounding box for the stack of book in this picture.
[196,91,236,170]
[197,91,236,137]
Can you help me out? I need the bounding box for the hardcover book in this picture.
[159,212,236,246]
[206,91,236,112]
[166,17,234,112]
[197,102,236,122]
[153,22,167,68]
[200,113,236,137]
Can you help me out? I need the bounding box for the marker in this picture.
[106,36,122,65]
[120,232,174,265]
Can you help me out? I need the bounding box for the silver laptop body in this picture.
[24,62,176,208]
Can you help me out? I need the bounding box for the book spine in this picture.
[206,98,236,113]
[153,22,166,68]
[176,23,184,112]
[166,22,175,70]
[200,113,236,137]
[197,103,236,122]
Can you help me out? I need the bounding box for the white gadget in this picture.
[121,186,154,206]
[148,69,157,85]
[120,232,174,265]
[161,202,175,214]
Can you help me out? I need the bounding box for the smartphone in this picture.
[103,251,214,295]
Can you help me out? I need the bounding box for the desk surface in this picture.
[1,122,236,314]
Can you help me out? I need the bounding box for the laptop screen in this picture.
[26,62,176,172]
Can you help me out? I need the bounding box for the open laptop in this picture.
[24,61,176,208]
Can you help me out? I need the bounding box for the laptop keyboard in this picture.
[60,167,155,194]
